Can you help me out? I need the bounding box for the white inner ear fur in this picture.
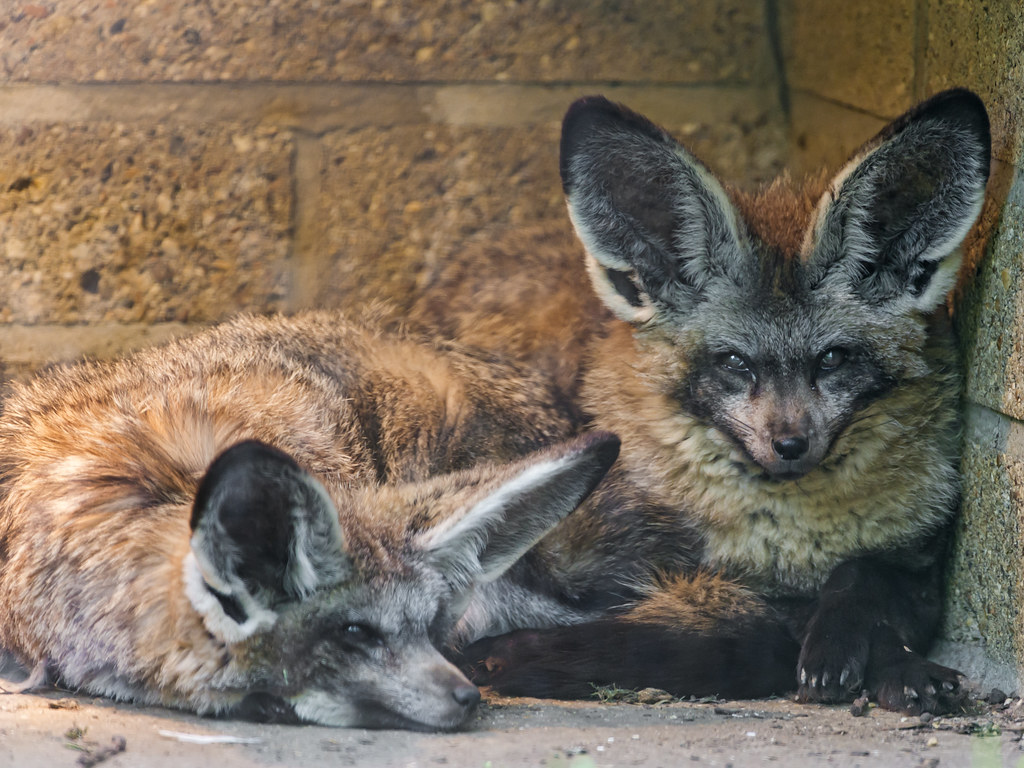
[801,141,881,266]
[568,199,656,325]
[582,250,656,324]
[680,148,745,245]
[183,550,278,644]
[566,140,745,323]
[282,474,349,599]
[418,453,578,586]
[911,246,965,310]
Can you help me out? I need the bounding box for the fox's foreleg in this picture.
[795,540,963,714]
[458,573,799,700]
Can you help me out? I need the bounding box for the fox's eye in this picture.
[818,348,847,372]
[720,353,751,374]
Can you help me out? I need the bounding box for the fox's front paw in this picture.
[797,619,966,715]
[796,627,869,704]
[456,630,548,693]
[867,647,964,715]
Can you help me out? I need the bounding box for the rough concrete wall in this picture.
[778,0,1024,691]
[0,0,785,381]
[6,3,1020,689]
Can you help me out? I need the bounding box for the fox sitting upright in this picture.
[414,90,992,713]
[0,312,619,730]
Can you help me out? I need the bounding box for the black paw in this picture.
[796,622,869,704]
[867,648,964,715]
[797,618,965,715]
[457,630,559,695]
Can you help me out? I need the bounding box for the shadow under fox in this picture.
[413,90,991,713]
[0,312,620,730]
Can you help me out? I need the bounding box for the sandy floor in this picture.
[2,686,1022,768]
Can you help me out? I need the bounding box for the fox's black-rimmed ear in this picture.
[805,89,991,312]
[560,96,749,324]
[416,432,620,590]
[185,440,352,643]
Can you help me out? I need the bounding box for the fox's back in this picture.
[0,311,573,493]
[0,312,575,670]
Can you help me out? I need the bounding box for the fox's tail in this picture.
[457,572,799,699]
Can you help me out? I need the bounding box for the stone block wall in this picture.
[778,0,1024,690]
[0,0,785,379]
[3,0,1022,692]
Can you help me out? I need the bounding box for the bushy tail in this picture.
[457,572,799,699]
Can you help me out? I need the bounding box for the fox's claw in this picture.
[797,660,864,704]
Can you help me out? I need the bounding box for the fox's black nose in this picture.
[772,436,809,461]
[452,683,481,709]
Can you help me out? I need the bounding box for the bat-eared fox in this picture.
[0,313,619,730]
[414,89,991,715]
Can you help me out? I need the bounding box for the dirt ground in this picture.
[2,685,1022,768]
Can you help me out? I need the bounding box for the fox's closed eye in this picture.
[341,623,383,644]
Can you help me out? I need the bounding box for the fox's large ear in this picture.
[560,96,749,324]
[805,89,990,312]
[416,433,619,589]
[184,440,352,643]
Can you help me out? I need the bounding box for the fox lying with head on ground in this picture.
[412,89,992,714]
[0,312,620,730]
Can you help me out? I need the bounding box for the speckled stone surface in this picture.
[945,154,1024,681]
[931,2,1024,682]
[310,101,785,312]
[956,163,1024,422]
[926,0,1024,164]
[779,0,917,117]
[0,122,292,324]
[0,322,190,383]
[785,92,886,177]
[0,0,786,368]
[426,85,787,185]
[312,123,565,311]
[1,0,771,85]
[945,424,1024,669]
